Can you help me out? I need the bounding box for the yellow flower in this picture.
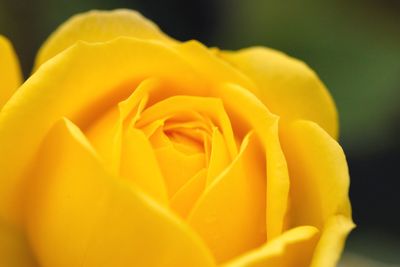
[0,9,354,267]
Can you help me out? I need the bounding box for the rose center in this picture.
[84,80,266,263]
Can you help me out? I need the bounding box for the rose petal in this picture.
[26,118,215,267]
[216,83,290,240]
[120,127,168,205]
[310,215,355,267]
[86,78,168,205]
[170,169,207,218]
[172,41,257,94]
[0,219,37,267]
[188,131,266,263]
[206,128,231,185]
[220,47,338,139]
[0,35,22,107]
[155,143,206,196]
[34,9,176,68]
[280,120,352,228]
[223,226,319,267]
[137,95,238,158]
[85,105,120,171]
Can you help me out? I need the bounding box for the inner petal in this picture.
[154,144,205,197]
[170,169,207,218]
[164,119,211,154]
[164,128,205,155]
[136,95,238,159]
[85,80,249,236]
[120,127,168,205]
[215,82,289,240]
[187,131,267,263]
[206,127,231,185]
[134,94,238,199]
[85,82,169,206]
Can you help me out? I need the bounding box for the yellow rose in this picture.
[0,9,354,267]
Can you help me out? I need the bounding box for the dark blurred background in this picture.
[1,0,399,265]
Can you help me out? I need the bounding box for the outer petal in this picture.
[0,219,38,267]
[310,215,355,267]
[223,226,319,267]
[0,35,22,108]
[34,9,176,68]
[280,119,352,228]
[0,37,28,265]
[172,41,258,95]
[220,47,338,139]
[26,118,215,267]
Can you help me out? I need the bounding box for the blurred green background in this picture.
[1,0,399,265]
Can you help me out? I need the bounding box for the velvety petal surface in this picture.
[34,9,176,68]
[188,132,266,263]
[0,35,22,108]
[310,215,355,267]
[0,219,38,267]
[220,47,338,139]
[216,83,290,240]
[223,226,319,267]
[280,119,351,228]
